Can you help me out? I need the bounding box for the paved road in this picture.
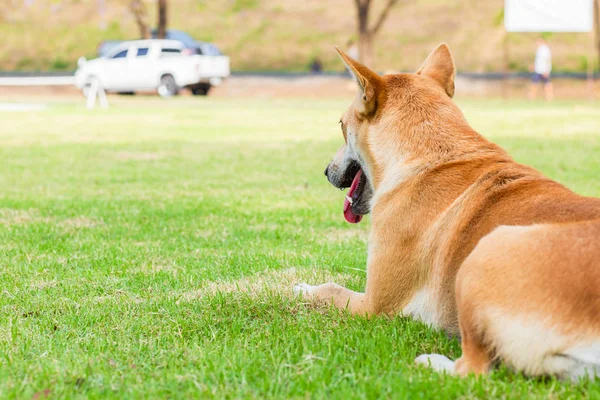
[0,76,75,86]
[0,71,597,87]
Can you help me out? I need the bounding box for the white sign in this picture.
[505,0,593,32]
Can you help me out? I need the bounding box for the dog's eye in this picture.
[339,120,347,140]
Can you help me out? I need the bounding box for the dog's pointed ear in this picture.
[335,46,382,113]
[417,43,456,98]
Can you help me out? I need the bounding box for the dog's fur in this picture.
[294,44,600,380]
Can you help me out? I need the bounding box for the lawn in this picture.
[0,96,599,399]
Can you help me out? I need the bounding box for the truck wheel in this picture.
[158,75,179,97]
[191,84,211,96]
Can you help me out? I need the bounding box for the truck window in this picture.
[160,48,181,57]
[202,44,222,56]
[136,48,149,57]
[112,50,128,59]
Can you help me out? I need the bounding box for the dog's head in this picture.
[326,43,461,223]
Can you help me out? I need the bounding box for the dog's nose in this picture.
[324,166,329,177]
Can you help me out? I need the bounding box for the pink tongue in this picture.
[343,169,363,224]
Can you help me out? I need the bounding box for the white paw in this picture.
[293,283,315,296]
[415,354,456,373]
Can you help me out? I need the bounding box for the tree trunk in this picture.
[358,32,374,67]
[595,0,599,73]
[353,0,399,66]
[356,0,370,64]
[157,0,167,39]
[129,0,150,39]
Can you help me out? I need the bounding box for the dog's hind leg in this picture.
[416,248,493,376]
[414,354,456,373]
[415,317,492,376]
[293,282,368,314]
[546,343,600,381]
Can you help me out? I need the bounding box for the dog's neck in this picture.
[366,105,510,202]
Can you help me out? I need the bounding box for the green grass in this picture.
[1,97,600,398]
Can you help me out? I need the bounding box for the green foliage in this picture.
[15,57,36,70]
[493,8,504,28]
[507,60,529,72]
[230,0,259,13]
[50,57,71,71]
[541,32,554,40]
[104,20,123,40]
[196,1,207,11]
[579,55,589,71]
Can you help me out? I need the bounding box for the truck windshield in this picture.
[112,50,128,59]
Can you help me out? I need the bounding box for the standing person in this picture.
[528,38,554,101]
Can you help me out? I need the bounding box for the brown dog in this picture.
[294,43,600,380]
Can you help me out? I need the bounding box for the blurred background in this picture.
[1,3,600,397]
[0,0,598,100]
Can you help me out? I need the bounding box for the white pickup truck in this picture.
[75,39,230,96]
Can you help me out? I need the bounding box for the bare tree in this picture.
[353,0,400,66]
[129,0,150,38]
[157,0,167,39]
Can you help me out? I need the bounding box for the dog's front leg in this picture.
[294,239,419,316]
[293,282,368,314]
